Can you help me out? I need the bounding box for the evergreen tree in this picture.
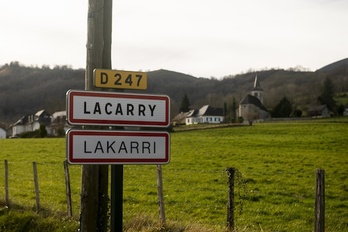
[272,97,292,117]
[223,102,227,123]
[231,97,237,122]
[318,77,336,113]
[337,104,345,116]
[179,94,190,112]
[293,109,302,117]
[39,124,47,138]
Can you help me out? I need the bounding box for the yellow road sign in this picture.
[94,69,147,90]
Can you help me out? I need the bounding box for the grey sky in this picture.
[1,0,347,78]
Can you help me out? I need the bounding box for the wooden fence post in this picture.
[64,160,73,217]
[226,167,235,231]
[33,162,40,213]
[157,165,166,226]
[4,160,9,208]
[314,169,325,232]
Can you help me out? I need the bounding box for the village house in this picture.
[344,108,348,116]
[9,110,69,137]
[238,76,269,124]
[0,124,6,139]
[307,105,331,118]
[50,111,70,136]
[10,110,52,137]
[172,105,224,126]
[10,109,70,137]
[10,115,28,137]
[172,76,269,126]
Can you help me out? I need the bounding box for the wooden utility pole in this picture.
[80,0,113,231]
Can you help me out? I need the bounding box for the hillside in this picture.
[0,63,85,124]
[0,59,348,125]
[316,58,348,73]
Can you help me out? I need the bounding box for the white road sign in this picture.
[66,90,170,127]
[66,129,170,164]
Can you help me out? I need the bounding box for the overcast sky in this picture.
[1,0,347,78]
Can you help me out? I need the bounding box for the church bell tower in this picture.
[250,75,263,104]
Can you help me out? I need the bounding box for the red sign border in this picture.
[66,90,170,127]
[66,129,170,164]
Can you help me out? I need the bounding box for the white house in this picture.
[10,110,51,137]
[32,110,52,133]
[51,111,70,136]
[344,108,348,116]
[10,116,28,136]
[0,125,6,139]
[172,105,224,125]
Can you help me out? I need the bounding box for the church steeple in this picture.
[251,75,263,104]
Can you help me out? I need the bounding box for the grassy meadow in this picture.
[0,118,347,231]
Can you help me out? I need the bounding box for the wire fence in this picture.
[0,159,330,231]
[0,160,236,219]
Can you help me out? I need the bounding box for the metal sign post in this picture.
[111,164,123,231]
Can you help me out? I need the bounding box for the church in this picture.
[238,76,269,124]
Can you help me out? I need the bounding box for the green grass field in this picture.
[0,118,348,231]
